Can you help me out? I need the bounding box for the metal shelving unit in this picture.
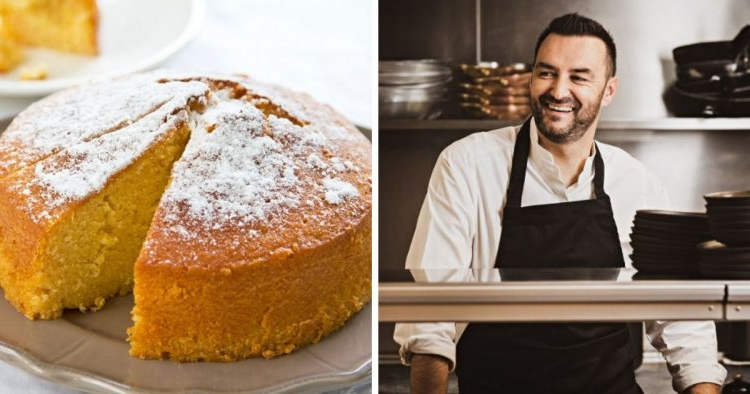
[380,118,750,132]
[378,281,750,322]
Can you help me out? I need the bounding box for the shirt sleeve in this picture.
[640,168,727,392]
[394,149,476,372]
[646,320,727,392]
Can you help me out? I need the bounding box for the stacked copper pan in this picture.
[458,62,532,121]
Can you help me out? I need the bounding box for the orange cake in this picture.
[0,72,372,361]
[0,0,98,55]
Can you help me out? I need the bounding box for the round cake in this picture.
[0,71,372,361]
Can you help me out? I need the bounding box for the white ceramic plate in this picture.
[0,0,205,97]
[0,289,372,393]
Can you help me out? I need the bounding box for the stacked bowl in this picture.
[698,240,750,279]
[630,210,711,278]
[457,62,532,121]
[379,60,452,120]
[699,191,750,278]
[705,191,750,246]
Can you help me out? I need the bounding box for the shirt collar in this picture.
[528,117,597,192]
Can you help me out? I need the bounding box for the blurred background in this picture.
[0,0,372,128]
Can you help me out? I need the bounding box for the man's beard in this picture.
[530,90,604,144]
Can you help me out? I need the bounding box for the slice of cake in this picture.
[0,78,209,319]
[0,16,23,72]
[0,110,192,319]
[0,0,98,55]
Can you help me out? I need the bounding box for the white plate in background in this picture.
[0,0,204,98]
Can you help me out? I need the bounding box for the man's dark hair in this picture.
[534,13,617,77]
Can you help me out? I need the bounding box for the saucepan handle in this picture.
[732,25,750,70]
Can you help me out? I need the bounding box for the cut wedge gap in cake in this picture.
[158,76,309,127]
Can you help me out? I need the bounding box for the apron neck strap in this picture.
[506,118,608,208]
[592,141,606,197]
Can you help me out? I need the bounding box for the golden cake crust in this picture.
[129,74,372,361]
[0,71,372,360]
[0,77,210,319]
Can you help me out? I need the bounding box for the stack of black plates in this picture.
[705,191,750,247]
[698,240,750,279]
[630,210,711,277]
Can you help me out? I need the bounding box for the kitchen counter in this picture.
[380,281,726,322]
[380,270,750,322]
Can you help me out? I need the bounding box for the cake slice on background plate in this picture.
[0,15,23,72]
[0,0,98,55]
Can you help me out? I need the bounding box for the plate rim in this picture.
[0,340,371,393]
[0,308,372,394]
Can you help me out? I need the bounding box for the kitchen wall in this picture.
[379,0,750,358]
[381,0,750,119]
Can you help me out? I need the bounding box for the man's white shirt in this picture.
[393,119,727,392]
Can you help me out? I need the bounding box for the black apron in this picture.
[455,119,642,394]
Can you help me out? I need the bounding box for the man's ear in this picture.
[601,76,619,107]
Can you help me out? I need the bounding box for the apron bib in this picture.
[455,119,642,394]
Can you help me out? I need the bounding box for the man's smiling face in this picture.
[530,33,617,144]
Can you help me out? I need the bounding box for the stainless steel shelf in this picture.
[380,281,729,322]
[725,281,750,320]
[598,118,750,131]
[380,118,750,132]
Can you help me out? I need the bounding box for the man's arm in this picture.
[646,320,727,392]
[410,354,450,394]
[395,146,478,391]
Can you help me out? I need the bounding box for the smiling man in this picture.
[394,13,726,394]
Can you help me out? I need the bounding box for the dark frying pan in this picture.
[673,25,750,65]
[665,83,750,117]
[677,60,741,81]
[676,71,750,94]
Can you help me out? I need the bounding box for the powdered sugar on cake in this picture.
[18,110,190,224]
[5,72,369,241]
[0,77,208,178]
[158,84,364,235]
[160,99,304,227]
[323,177,360,204]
